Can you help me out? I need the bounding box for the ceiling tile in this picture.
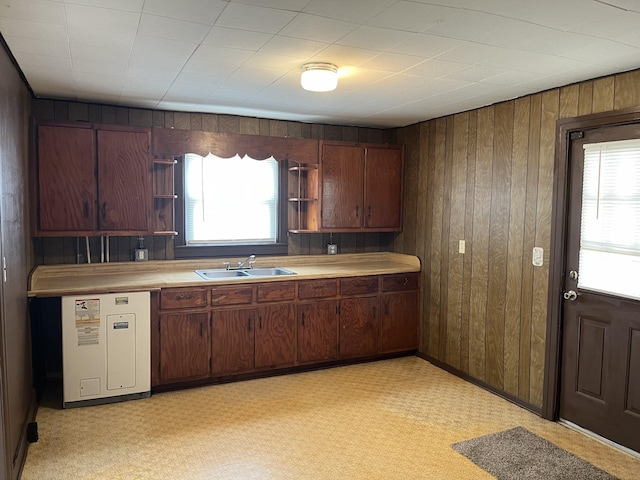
[162,83,216,102]
[0,18,66,42]
[303,0,396,24]
[143,0,226,25]
[242,51,307,71]
[0,0,65,24]
[4,36,69,57]
[126,65,181,83]
[129,36,198,70]
[219,66,284,90]
[367,1,457,33]
[388,33,462,58]
[63,0,144,13]
[64,4,140,35]
[278,13,357,43]
[215,3,297,34]
[202,27,272,51]
[360,52,426,73]
[173,71,226,89]
[259,35,328,60]
[70,41,131,66]
[73,60,127,76]
[16,52,73,71]
[424,9,509,43]
[138,14,211,44]
[404,59,468,79]
[337,25,411,51]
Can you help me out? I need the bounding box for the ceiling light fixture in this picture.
[301,62,338,92]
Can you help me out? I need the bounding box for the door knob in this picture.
[563,290,578,301]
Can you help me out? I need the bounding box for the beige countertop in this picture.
[28,252,421,297]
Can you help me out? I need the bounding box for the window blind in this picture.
[184,153,278,245]
[578,138,640,300]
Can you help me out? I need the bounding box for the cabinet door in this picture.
[97,129,150,232]
[159,311,210,383]
[380,291,419,352]
[365,147,403,229]
[255,303,296,369]
[321,144,364,228]
[339,296,379,358]
[212,308,255,376]
[37,125,96,232]
[298,300,338,364]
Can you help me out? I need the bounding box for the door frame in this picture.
[543,105,640,420]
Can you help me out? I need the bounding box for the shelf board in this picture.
[154,194,177,199]
[288,229,319,233]
[153,230,178,236]
[154,159,177,165]
[288,165,318,172]
[288,197,317,202]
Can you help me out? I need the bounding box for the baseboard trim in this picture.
[417,353,542,416]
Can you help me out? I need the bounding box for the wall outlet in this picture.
[458,240,465,254]
[532,247,544,266]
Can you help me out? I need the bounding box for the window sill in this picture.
[174,243,289,259]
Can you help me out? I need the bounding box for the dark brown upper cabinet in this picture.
[320,141,404,232]
[33,122,152,236]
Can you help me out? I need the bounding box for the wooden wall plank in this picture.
[519,93,542,402]
[219,115,240,133]
[559,85,580,119]
[402,125,420,256]
[504,97,529,396]
[416,123,430,351]
[202,114,218,132]
[428,118,446,361]
[460,110,477,374]
[578,82,594,116]
[468,105,495,381]
[485,101,513,389]
[239,117,260,135]
[425,121,437,357]
[530,89,559,406]
[445,113,468,369]
[173,112,191,130]
[439,117,454,361]
[592,77,615,113]
[189,113,202,131]
[614,70,640,110]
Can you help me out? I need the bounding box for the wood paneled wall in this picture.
[0,39,34,480]
[395,69,640,408]
[30,99,396,265]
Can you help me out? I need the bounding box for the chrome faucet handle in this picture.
[222,261,231,270]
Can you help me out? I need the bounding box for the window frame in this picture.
[174,154,289,259]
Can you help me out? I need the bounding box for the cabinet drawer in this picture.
[340,276,378,296]
[257,282,296,303]
[381,273,419,292]
[298,279,338,299]
[211,285,253,306]
[160,288,208,310]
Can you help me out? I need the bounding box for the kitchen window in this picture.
[174,152,288,258]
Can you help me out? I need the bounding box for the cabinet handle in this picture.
[259,317,262,329]
[301,312,305,327]
[367,206,371,219]
[199,322,203,337]
[83,201,89,218]
[355,205,359,218]
[403,278,408,286]
[373,306,377,317]
[101,202,107,221]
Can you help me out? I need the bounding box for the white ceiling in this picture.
[2,0,640,128]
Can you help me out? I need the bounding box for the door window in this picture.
[579,138,640,300]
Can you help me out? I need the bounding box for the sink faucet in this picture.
[224,254,256,270]
[238,254,256,269]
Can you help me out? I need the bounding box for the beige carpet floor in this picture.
[22,357,640,479]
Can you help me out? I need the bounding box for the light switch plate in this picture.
[458,240,465,254]
[532,247,544,266]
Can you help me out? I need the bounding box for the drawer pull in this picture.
[402,278,408,286]
[301,312,305,327]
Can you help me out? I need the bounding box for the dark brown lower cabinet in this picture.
[298,300,339,364]
[380,291,419,353]
[339,296,379,358]
[212,308,255,376]
[159,311,211,383]
[255,303,296,369]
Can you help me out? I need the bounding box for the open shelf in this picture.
[153,158,177,235]
[288,161,319,232]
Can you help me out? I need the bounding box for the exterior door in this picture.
[559,123,640,453]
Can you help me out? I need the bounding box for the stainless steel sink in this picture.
[195,267,296,280]
[245,267,296,276]
[195,269,250,280]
